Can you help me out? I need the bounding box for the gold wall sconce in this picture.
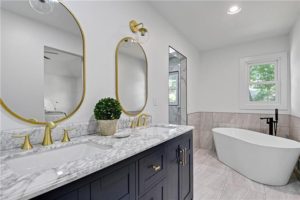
[129,20,149,43]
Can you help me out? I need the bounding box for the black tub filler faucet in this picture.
[260,109,279,136]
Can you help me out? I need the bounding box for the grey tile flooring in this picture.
[194,149,300,200]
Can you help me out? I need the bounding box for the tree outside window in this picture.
[248,64,277,102]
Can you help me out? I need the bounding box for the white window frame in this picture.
[240,52,288,110]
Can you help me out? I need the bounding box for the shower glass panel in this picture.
[168,47,187,125]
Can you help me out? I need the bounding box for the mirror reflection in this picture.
[1,0,84,122]
[116,38,147,116]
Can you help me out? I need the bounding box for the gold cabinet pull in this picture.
[178,147,187,166]
[179,148,183,165]
[152,165,161,172]
[183,148,187,166]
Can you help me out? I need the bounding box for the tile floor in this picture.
[194,149,300,200]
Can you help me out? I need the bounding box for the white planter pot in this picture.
[97,119,118,136]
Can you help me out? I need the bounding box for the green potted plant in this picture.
[94,97,122,136]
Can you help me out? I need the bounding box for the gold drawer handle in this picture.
[152,165,161,172]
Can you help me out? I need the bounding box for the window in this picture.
[249,63,277,102]
[169,71,179,106]
[240,52,288,110]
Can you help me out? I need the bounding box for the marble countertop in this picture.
[0,124,193,200]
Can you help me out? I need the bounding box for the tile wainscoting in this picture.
[188,112,294,150]
[290,115,300,141]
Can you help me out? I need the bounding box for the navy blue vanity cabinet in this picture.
[32,131,193,200]
[139,179,167,200]
[33,163,136,200]
[138,146,166,196]
[90,163,136,200]
[166,131,193,200]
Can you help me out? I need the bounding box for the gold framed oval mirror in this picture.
[115,37,148,116]
[0,0,85,125]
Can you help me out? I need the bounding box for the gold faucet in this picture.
[61,128,74,142]
[42,121,57,146]
[137,113,151,127]
[13,134,33,150]
[130,118,138,128]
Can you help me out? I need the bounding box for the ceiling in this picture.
[44,46,82,78]
[150,1,300,51]
[1,0,81,37]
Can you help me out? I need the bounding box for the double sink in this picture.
[4,126,176,176]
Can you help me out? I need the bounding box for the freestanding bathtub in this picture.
[213,128,300,186]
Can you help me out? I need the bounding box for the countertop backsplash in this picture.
[0,115,149,151]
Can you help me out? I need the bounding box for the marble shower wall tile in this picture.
[188,112,293,150]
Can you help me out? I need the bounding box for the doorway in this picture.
[168,47,187,125]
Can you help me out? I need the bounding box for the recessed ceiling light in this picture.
[227,5,242,15]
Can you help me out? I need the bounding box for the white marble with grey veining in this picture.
[0,116,151,151]
[0,124,193,200]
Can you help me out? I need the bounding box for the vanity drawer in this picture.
[138,147,166,195]
[139,179,167,200]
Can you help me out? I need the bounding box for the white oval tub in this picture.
[212,128,300,186]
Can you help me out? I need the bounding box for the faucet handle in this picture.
[12,134,33,150]
[61,128,73,142]
[137,113,151,127]
[130,118,138,128]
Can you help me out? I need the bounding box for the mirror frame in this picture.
[0,1,86,125]
[115,37,148,116]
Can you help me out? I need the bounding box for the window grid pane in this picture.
[249,63,276,82]
[249,83,276,102]
[248,63,278,103]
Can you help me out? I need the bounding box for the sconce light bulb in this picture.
[29,0,58,14]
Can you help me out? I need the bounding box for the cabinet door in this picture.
[139,179,166,200]
[166,138,180,200]
[166,131,193,200]
[56,191,78,200]
[179,133,193,200]
[91,163,136,200]
[33,184,90,200]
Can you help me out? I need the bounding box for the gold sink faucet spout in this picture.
[137,113,151,127]
[42,121,57,146]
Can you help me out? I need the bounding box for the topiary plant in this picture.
[94,97,122,120]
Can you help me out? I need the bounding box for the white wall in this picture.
[1,1,201,130]
[191,35,290,114]
[1,8,82,127]
[290,17,300,118]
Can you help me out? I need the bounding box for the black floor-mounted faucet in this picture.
[260,109,279,136]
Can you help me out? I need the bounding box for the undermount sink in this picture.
[138,126,176,134]
[6,142,112,175]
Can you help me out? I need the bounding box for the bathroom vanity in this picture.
[0,126,193,200]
